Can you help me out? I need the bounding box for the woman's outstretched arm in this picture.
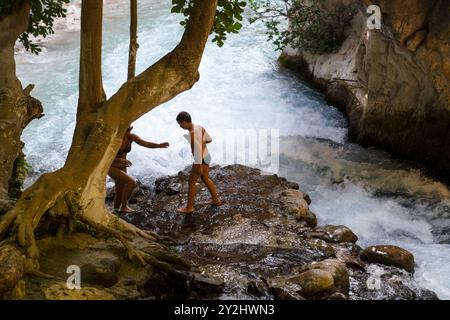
[131,134,169,149]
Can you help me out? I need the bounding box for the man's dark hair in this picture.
[176,111,192,123]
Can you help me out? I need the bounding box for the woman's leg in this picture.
[108,167,136,212]
[114,182,124,210]
[201,164,221,205]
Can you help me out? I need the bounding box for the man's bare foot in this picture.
[177,207,194,214]
[119,206,136,213]
[202,200,222,206]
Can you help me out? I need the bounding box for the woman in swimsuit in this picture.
[108,126,169,213]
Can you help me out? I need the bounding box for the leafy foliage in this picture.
[0,0,69,54]
[171,0,247,47]
[249,0,345,54]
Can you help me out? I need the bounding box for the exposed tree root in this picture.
[81,212,191,275]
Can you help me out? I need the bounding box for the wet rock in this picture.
[154,178,181,196]
[334,245,366,271]
[190,273,224,295]
[291,269,334,297]
[294,259,350,297]
[267,278,304,300]
[154,178,169,194]
[43,283,115,300]
[309,225,358,243]
[247,280,266,297]
[0,245,26,298]
[166,183,181,196]
[280,189,317,227]
[300,259,350,297]
[361,245,415,273]
[306,238,336,257]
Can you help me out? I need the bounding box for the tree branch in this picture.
[127,0,138,80]
[106,0,219,127]
[78,0,106,113]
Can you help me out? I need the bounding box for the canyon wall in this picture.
[281,0,450,182]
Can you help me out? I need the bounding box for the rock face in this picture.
[361,245,415,273]
[281,0,450,183]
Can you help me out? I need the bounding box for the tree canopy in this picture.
[172,0,246,47]
[0,0,69,54]
[249,0,350,54]
[0,0,247,55]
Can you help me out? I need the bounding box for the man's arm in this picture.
[204,128,212,144]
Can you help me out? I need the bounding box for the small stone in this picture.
[166,183,181,196]
[154,178,168,194]
[309,225,358,243]
[361,245,415,273]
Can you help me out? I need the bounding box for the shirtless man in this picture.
[108,126,169,213]
[176,111,221,213]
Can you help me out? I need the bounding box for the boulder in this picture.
[300,259,350,296]
[361,245,415,273]
[309,225,358,243]
[280,189,317,227]
[291,269,334,297]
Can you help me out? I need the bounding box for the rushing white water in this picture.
[16,0,450,299]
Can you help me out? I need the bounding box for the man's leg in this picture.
[201,164,221,205]
[177,164,202,213]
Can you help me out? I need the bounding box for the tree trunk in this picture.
[0,1,43,209]
[127,0,138,80]
[0,0,219,296]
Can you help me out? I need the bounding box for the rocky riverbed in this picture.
[114,164,437,300]
[5,164,438,300]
